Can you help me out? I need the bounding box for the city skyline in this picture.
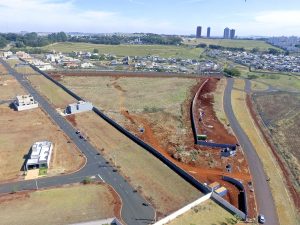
[0,0,299,36]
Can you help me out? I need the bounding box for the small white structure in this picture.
[65,101,93,115]
[14,94,38,111]
[26,141,53,170]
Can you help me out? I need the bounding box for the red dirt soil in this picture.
[247,94,300,211]
[193,78,237,144]
[119,77,256,218]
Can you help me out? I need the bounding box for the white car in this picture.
[258,214,265,224]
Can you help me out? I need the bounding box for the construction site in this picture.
[51,71,257,219]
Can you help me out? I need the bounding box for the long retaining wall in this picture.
[153,192,212,225]
[223,176,248,216]
[190,78,236,149]
[28,63,247,221]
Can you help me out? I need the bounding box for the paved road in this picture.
[0,59,155,225]
[224,78,279,225]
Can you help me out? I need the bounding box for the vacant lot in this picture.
[0,106,85,182]
[0,184,118,225]
[167,199,237,225]
[183,38,280,51]
[61,75,197,153]
[231,80,298,225]
[68,111,200,217]
[252,92,300,193]
[42,42,204,59]
[0,75,84,182]
[0,75,26,101]
[28,75,75,108]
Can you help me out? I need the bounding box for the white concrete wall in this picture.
[16,103,38,111]
[154,192,212,225]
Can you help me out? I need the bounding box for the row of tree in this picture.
[0,32,68,48]
[0,32,183,49]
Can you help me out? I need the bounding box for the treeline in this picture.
[0,32,68,48]
[70,33,182,45]
[196,43,283,54]
[140,34,182,45]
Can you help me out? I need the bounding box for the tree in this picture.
[268,48,280,55]
[196,43,207,48]
[224,67,241,77]
[93,48,99,53]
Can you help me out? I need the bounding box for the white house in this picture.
[25,141,53,170]
[14,94,38,111]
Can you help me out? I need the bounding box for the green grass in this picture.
[42,42,204,59]
[38,168,47,176]
[183,38,281,51]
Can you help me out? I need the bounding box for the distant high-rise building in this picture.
[196,26,202,38]
[223,27,230,39]
[207,27,211,38]
[230,29,236,39]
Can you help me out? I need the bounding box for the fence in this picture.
[190,77,236,150]
[28,63,247,221]
[154,192,212,225]
[223,177,247,215]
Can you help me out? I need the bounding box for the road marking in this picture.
[97,174,105,183]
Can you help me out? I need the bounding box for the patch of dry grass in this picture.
[166,199,237,225]
[231,81,298,225]
[213,78,229,126]
[28,75,75,108]
[0,184,117,225]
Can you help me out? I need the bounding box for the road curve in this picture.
[224,78,279,225]
[0,59,155,225]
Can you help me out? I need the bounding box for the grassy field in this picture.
[235,64,300,92]
[183,38,280,51]
[167,199,238,225]
[231,80,299,225]
[61,75,197,153]
[42,42,204,59]
[250,80,269,91]
[252,92,300,192]
[213,78,229,126]
[0,184,117,225]
[28,75,75,108]
[69,112,200,216]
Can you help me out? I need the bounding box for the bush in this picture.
[82,177,92,184]
[224,67,241,77]
[247,74,259,79]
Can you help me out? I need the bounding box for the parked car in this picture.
[76,130,80,134]
[258,214,265,224]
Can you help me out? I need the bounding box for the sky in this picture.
[0,0,300,36]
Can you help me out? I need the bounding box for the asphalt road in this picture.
[0,59,155,225]
[224,78,279,225]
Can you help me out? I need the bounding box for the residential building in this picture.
[230,29,236,39]
[14,94,38,111]
[25,141,53,170]
[196,26,202,38]
[223,27,230,39]
[65,101,93,114]
[207,27,211,38]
